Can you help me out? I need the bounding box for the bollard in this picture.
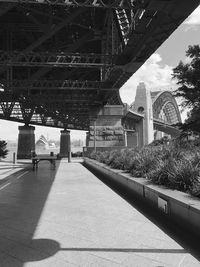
[68,151,71,163]
[13,152,16,164]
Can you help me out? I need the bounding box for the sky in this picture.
[120,5,200,104]
[1,5,200,142]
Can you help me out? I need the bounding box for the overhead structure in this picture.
[0,0,199,130]
[125,87,182,148]
[151,91,182,136]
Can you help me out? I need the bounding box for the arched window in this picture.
[137,106,144,113]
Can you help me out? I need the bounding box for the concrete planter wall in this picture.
[84,158,200,236]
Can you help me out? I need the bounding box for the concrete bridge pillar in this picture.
[17,125,35,159]
[59,129,71,161]
[86,131,90,147]
[134,82,154,145]
[86,105,125,153]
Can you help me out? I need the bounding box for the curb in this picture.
[84,157,200,236]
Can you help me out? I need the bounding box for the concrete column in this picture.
[90,119,97,152]
[124,130,127,147]
[135,119,145,149]
[86,131,90,147]
[59,130,71,160]
[134,82,154,145]
[17,125,35,159]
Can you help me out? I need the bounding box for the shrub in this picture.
[99,149,127,169]
[121,148,140,171]
[88,138,200,198]
[129,147,159,178]
[162,159,199,191]
[149,136,170,146]
[189,181,200,197]
[0,140,8,159]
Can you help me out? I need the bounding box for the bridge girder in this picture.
[152,91,182,125]
[0,51,113,68]
[0,0,138,9]
[1,79,118,91]
[0,0,199,129]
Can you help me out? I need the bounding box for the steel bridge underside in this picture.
[0,0,199,130]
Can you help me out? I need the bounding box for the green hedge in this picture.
[89,139,200,198]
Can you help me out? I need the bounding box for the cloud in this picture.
[120,53,176,104]
[184,5,200,25]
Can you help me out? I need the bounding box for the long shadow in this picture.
[59,247,186,253]
[0,165,31,185]
[0,166,26,170]
[0,160,62,266]
[0,177,10,185]
[82,162,200,262]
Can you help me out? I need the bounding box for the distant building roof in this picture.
[36,135,48,146]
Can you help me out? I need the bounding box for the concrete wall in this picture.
[88,105,125,148]
[84,158,200,236]
[126,131,138,148]
[83,146,124,157]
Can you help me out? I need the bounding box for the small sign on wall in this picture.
[158,197,169,214]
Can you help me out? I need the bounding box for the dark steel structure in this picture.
[151,91,182,136]
[0,0,199,130]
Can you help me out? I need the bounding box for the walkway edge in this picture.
[84,157,200,236]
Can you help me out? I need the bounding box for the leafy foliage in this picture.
[0,140,8,159]
[89,139,200,198]
[172,45,200,134]
[149,136,170,146]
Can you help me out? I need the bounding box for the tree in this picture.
[0,140,8,159]
[172,45,200,134]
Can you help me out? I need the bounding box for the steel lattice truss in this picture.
[0,0,140,8]
[0,51,113,68]
[152,91,182,124]
[151,91,182,136]
[2,79,118,91]
[0,0,199,129]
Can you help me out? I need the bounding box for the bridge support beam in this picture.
[86,105,125,154]
[59,130,71,161]
[17,125,35,159]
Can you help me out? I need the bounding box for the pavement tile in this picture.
[122,252,173,267]
[0,160,199,267]
[0,251,23,267]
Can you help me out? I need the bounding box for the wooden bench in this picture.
[32,154,57,170]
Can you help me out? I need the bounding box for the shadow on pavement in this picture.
[0,162,31,186]
[59,247,186,253]
[0,160,62,266]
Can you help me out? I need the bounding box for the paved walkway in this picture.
[0,159,199,267]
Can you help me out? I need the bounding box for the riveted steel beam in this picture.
[0,0,142,9]
[0,9,83,74]
[2,79,117,91]
[0,101,15,118]
[0,51,113,68]
[0,3,16,16]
